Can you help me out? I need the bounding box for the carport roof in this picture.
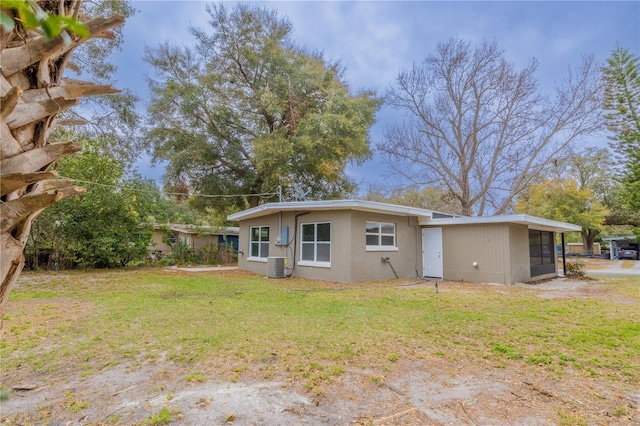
[601,236,637,241]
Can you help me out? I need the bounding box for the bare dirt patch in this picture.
[3,355,639,425]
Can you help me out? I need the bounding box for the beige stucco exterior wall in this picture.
[508,224,531,283]
[291,210,353,282]
[437,223,511,284]
[150,229,232,255]
[237,211,353,282]
[237,210,562,284]
[149,230,171,254]
[349,211,421,282]
[237,210,422,282]
[434,223,558,284]
[238,215,280,277]
[188,234,219,250]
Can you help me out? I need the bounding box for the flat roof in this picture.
[424,214,582,233]
[154,224,239,235]
[227,199,449,221]
[227,200,580,232]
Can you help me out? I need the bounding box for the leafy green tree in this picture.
[572,147,639,228]
[546,147,636,226]
[143,3,380,211]
[603,45,640,215]
[0,0,89,41]
[13,0,143,161]
[28,140,154,269]
[516,178,609,252]
[67,0,141,161]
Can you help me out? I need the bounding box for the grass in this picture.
[2,269,639,389]
[147,406,175,425]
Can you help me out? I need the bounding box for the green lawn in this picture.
[2,269,639,390]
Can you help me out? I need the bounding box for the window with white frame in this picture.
[366,221,396,250]
[300,222,331,266]
[249,226,269,259]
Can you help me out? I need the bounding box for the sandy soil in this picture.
[4,355,639,425]
[2,276,639,425]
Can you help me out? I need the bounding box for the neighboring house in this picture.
[566,242,602,255]
[227,200,581,284]
[148,224,239,256]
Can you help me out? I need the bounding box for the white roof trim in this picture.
[422,214,581,232]
[227,199,440,221]
[227,201,581,233]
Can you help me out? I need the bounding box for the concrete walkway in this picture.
[165,265,238,272]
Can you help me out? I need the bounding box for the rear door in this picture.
[422,228,443,278]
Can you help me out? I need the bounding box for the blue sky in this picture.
[111,1,640,192]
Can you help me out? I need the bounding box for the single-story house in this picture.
[227,200,581,284]
[148,224,239,256]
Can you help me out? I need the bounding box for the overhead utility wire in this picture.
[57,176,278,199]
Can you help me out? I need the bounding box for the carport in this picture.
[602,236,639,260]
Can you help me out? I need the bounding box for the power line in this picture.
[57,176,278,199]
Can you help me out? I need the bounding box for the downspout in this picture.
[287,211,311,277]
[561,233,566,276]
[278,211,283,249]
[408,216,421,278]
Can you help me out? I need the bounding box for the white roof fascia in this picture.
[227,200,436,222]
[420,214,581,233]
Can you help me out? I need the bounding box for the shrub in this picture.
[565,260,585,278]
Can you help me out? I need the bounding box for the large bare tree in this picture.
[378,38,603,216]
[0,2,124,315]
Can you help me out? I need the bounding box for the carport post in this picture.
[609,240,615,260]
[561,233,566,276]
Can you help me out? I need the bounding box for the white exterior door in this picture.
[422,228,443,278]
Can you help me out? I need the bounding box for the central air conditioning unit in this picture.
[267,257,286,278]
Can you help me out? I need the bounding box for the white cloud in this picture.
[111,0,639,187]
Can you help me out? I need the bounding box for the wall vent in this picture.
[267,257,286,278]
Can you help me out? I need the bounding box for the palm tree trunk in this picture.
[0,2,125,319]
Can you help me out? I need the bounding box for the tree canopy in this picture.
[28,137,155,269]
[143,3,380,211]
[516,178,609,251]
[378,38,603,216]
[603,45,640,214]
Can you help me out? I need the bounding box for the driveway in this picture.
[585,260,640,277]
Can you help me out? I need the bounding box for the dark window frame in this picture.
[529,229,556,277]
